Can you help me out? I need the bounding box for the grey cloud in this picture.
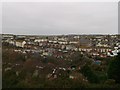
[2,2,118,35]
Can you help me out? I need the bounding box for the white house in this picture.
[15,40,26,48]
[107,47,120,57]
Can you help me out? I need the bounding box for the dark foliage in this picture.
[107,52,120,83]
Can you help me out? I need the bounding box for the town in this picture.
[2,34,120,88]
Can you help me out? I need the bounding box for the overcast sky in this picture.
[2,2,118,35]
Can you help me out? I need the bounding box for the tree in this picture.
[107,52,120,83]
[2,70,19,88]
[81,64,99,83]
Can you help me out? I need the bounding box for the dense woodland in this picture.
[2,42,120,88]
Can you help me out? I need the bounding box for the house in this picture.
[69,41,78,44]
[2,34,14,40]
[79,37,92,47]
[107,47,119,57]
[42,52,50,56]
[58,41,68,45]
[69,72,84,80]
[5,67,12,72]
[66,45,74,50]
[32,70,39,77]
[69,75,74,79]
[3,38,15,46]
[15,40,26,48]
[9,40,15,45]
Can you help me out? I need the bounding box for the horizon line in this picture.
[1,33,119,36]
